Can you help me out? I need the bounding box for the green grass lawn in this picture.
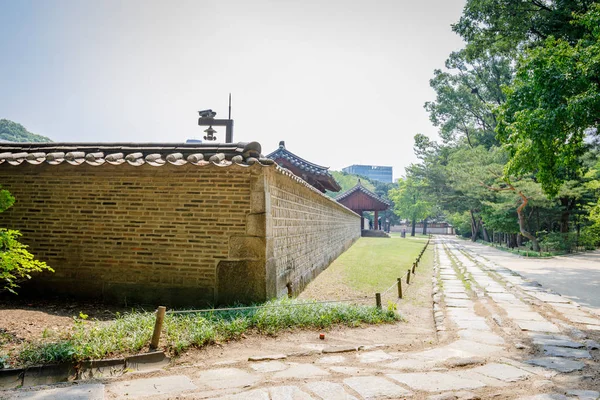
[301,236,429,299]
[12,299,398,366]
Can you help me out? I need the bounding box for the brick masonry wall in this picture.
[0,162,360,306]
[0,162,257,306]
[264,167,361,298]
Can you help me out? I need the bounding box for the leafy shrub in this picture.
[0,229,54,294]
[579,225,600,250]
[539,232,578,252]
[0,186,53,294]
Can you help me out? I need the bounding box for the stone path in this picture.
[3,237,599,400]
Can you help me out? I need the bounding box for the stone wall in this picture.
[264,167,361,298]
[0,162,360,306]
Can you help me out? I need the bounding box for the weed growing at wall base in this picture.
[13,299,399,366]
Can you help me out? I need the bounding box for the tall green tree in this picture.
[496,5,600,196]
[453,0,596,57]
[425,50,512,149]
[389,177,433,236]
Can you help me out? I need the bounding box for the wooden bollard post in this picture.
[406,270,411,284]
[397,278,403,299]
[150,306,166,350]
[412,263,416,274]
[375,293,382,309]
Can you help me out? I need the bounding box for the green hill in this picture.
[0,119,51,143]
[325,170,377,198]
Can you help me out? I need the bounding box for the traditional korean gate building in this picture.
[335,180,390,234]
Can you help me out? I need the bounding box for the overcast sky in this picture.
[1,0,465,180]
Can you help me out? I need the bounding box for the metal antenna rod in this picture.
[228,93,232,120]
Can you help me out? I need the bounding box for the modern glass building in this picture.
[342,164,393,183]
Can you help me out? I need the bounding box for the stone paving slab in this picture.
[565,315,600,325]
[445,340,503,357]
[212,388,270,400]
[440,272,457,277]
[529,334,584,349]
[356,350,397,364]
[532,293,572,304]
[585,324,600,331]
[270,385,314,400]
[542,345,592,359]
[488,293,522,304]
[385,356,441,371]
[107,375,197,399]
[516,394,568,400]
[484,285,510,293]
[505,310,547,322]
[452,318,490,331]
[565,390,600,400]
[516,320,561,333]
[305,381,358,400]
[450,370,508,388]
[526,357,586,373]
[194,368,260,390]
[417,345,475,361]
[496,357,558,378]
[457,330,505,345]
[468,363,531,382]
[249,361,288,373]
[387,371,486,392]
[343,376,412,399]
[328,366,372,375]
[9,383,105,400]
[273,363,330,380]
[446,309,481,320]
[444,292,470,299]
[316,355,346,364]
[443,286,469,293]
[444,298,473,308]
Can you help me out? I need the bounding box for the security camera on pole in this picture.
[197,94,234,143]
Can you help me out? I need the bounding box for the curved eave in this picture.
[266,148,330,171]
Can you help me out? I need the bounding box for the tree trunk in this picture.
[516,234,523,247]
[481,217,490,242]
[469,210,479,242]
[559,198,571,233]
[509,234,518,248]
[411,218,416,237]
[516,191,540,252]
[423,218,428,235]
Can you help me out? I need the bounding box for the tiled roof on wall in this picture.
[0,142,274,167]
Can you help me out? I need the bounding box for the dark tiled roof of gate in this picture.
[0,142,274,167]
[335,180,391,205]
